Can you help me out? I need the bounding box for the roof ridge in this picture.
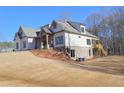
[20,25,37,30]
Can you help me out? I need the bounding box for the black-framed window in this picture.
[16,43,19,49]
[87,39,91,45]
[55,36,64,45]
[23,41,26,48]
[70,49,75,57]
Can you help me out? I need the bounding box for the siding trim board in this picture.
[54,30,98,39]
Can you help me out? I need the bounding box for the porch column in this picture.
[40,37,43,49]
[46,34,49,49]
[41,41,43,48]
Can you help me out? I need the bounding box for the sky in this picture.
[0,6,112,41]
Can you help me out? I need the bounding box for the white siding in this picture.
[15,37,28,51]
[21,37,28,50]
[14,27,36,51]
[64,32,92,47]
[54,32,93,48]
[53,32,94,59]
[14,30,28,51]
[64,32,93,59]
[14,36,35,51]
[14,35,21,51]
[27,38,36,49]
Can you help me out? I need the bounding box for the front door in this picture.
[35,38,40,49]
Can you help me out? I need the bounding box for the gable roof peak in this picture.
[18,25,38,37]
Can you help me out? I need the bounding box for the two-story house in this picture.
[14,20,99,60]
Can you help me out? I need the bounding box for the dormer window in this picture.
[80,25,85,33]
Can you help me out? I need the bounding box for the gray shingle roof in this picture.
[54,20,98,38]
[17,20,98,39]
[54,20,78,33]
[41,24,52,34]
[67,21,85,32]
[20,26,40,37]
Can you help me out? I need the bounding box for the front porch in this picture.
[35,26,53,49]
[40,33,53,49]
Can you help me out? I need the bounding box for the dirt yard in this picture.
[0,51,124,86]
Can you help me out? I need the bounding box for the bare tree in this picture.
[85,12,103,36]
[60,12,72,21]
[85,7,124,55]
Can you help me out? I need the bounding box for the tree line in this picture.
[85,7,124,55]
[0,41,14,49]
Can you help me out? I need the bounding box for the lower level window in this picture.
[70,49,75,57]
[23,41,26,48]
[89,49,91,56]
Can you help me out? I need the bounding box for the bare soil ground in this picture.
[32,49,124,75]
[83,56,124,75]
[31,49,71,61]
[0,51,124,86]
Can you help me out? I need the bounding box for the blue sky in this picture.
[0,6,112,41]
